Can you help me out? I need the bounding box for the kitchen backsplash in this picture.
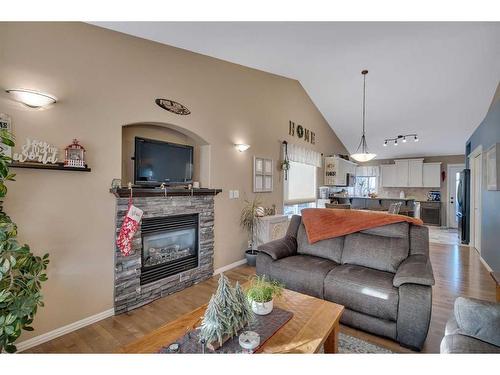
[377,187,436,201]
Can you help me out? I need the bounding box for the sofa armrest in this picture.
[257,235,297,261]
[393,254,435,287]
[454,297,500,347]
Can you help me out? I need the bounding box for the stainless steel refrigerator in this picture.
[457,169,470,244]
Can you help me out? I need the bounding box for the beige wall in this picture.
[0,22,347,340]
[363,155,465,225]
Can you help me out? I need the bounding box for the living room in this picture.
[1,1,499,374]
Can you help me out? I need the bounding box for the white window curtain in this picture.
[284,161,317,204]
[287,143,322,167]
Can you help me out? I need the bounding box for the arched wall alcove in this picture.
[121,122,211,187]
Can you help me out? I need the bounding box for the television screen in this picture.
[134,137,193,186]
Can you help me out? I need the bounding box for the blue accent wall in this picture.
[466,89,500,271]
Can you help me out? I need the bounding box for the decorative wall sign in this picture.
[254,156,273,193]
[0,113,12,157]
[64,139,86,168]
[13,138,58,164]
[289,121,315,145]
[155,98,191,115]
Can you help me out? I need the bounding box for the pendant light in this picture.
[351,70,376,162]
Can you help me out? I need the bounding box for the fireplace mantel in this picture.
[110,187,222,198]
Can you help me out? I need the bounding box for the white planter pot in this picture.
[251,299,273,315]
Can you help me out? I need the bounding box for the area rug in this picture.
[337,333,394,354]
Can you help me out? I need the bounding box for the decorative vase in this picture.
[245,249,258,266]
[251,299,273,315]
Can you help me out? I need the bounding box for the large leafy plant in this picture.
[0,130,49,353]
[239,196,262,251]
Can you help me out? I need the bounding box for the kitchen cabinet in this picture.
[423,163,441,187]
[382,158,435,188]
[381,164,396,187]
[324,156,357,186]
[394,160,409,187]
[408,159,424,187]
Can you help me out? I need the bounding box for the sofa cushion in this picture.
[440,334,500,353]
[342,224,409,273]
[360,222,409,238]
[297,223,343,263]
[270,255,338,299]
[454,297,500,347]
[324,264,399,321]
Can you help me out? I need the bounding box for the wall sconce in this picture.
[234,144,250,152]
[6,89,57,108]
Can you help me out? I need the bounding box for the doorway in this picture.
[447,164,465,228]
[469,146,482,253]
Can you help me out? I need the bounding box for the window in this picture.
[284,161,317,215]
[354,176,378,197]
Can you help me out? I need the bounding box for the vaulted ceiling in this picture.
[94,22,500,159]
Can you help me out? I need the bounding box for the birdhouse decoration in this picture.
[64,139,86,168]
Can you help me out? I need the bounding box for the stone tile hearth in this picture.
[113,192,218,314]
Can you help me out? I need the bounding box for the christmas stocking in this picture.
[117,201,143,256]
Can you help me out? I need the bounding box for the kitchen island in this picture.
[331,196,417,217]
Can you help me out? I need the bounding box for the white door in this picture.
[473,154,482,252]
[447,164,464,228]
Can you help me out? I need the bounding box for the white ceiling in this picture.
[93,22,500,159]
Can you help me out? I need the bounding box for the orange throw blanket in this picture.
[301,208,423,244]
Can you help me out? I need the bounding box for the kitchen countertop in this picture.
[333,196,416,201]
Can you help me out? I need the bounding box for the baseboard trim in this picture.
[214,258,247,275]
[480,255,493,273]
[16,308,115,353]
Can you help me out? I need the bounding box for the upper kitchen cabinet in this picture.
[408,159,424,187]
[423,162,442,187]
[324,156,357,186]
[394,160,410,187]
[381,158,439,188]
[381,164,397,187]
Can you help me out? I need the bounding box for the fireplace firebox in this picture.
[140,214,199,285]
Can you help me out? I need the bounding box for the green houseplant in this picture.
[0,130,49,353]
[246,275,283,315]
[240,196,262,266]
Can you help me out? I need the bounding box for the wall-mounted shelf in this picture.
[9,162,91,172]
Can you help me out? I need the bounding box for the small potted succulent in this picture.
[240,196,262,266]
[246,275,283,315]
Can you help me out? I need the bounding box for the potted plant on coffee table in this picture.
[246,275,283,315]
[240,196,262,266]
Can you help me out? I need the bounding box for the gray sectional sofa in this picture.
[440,297,500,353]
[256,215,435,351]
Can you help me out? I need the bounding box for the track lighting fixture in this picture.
[384,134,418,146]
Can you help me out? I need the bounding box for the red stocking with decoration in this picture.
[117,198,143,256]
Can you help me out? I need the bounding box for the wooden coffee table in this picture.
[118,287,344,354]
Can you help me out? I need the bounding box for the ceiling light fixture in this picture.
[384,134,419,146]
[234,144,250,152]
[6,89,57,108]
[350,70,376,163]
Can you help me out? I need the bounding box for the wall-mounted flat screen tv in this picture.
[134,137,193,186]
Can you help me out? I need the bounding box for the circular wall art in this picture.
[296,125,304,138]
[155,98,191,115]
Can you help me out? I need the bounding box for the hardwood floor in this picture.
[26,242,496,354]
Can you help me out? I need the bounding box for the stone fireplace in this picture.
[112,187,221,314]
